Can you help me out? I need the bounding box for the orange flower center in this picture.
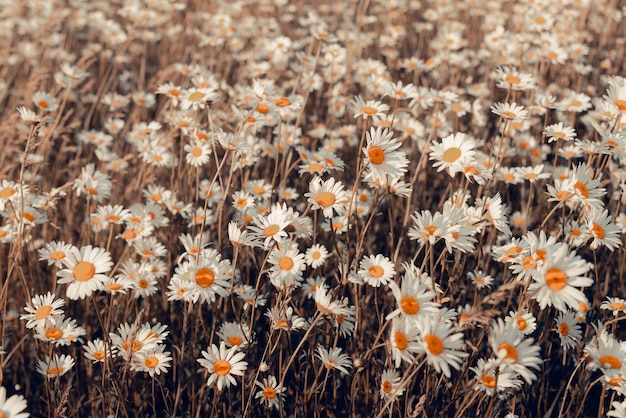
[599,355,622,369]
[264,224,280,237]
[38,100,49,108]
[545,267,567,291]
[442,147,461,163]
[559,323,569,336]
[610,302,626,311]
[45,328,63,340]
[400,296,420,315]
[123,339,142,353]
[188,91,204,102]
[482,375,496,388]
[48,367,63,375]
[368,146,385,165]
[394,332,408,350]
[424,334,444,355]
[279,256,294,271]
[614,99,626,112]
[591,223,605,239]
[517,317,528,331]
[191,147,203,157]
[0,187,16,199]
[263,386,277,399]
[35,305,53,320]
[145,356,159,368]
[195,268,215,288]
[505,75,520,85]
[573,181,589,198]
[498,343,518,362]
[316,191,336,207]
[93,351,105,360]
[73,262,96,282]
[256,103,270,114]
[274,97,291,107]
[228,336,243,346]
[361,106,377,115]
[214,359,231,376]
[368,265,384,278]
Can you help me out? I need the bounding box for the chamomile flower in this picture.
[386,278,439,323]
[83,339,116,363]
[0,386,29,418]
[249,208,290,249]
[358,254,395,287]
[555,310,582,350]
[601,297,626,316]
[417,317,468,378]
[389,316,421,367]
[33,91,57,112]
[489,319,542,383]
[316,345,353,376]
[429,133,476,175]
[490,102,529,121]
[305,244,329,269]
[585,208,621,251]
[543,122,576,143]
[184,139,212,167]
[217,322,250,349]
[504,311,537,336]
[362,127,409,181]
[305,176,349,218]
[584,329,626,376]
[255,376,286,409]
[528,243,593,312]
[56,245,113,300]
[197,342,248,391]
[470,358,522,396]
[37,354,75,379]
[131,345,172,377]
[467,270,494,289]
[380,369,405,400]
[21,292,65,329]
[350,95,389,124]
[267,244,306,289]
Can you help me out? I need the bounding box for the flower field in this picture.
[1,0,626,417]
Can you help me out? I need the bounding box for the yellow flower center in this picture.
[0,187,16,199]
[505,75,520,85]
[361,106,377,115]
[501,111,516,119]
[264,224,280,237]
[279,256,294,271]
[195,268,215,288]
[316,191,336,207]
[191,147,203,157]
[35,305,53,320]
[442,147,461,163]
[188,91,204,102]
[610,302,626,311]
[73,262,95,282]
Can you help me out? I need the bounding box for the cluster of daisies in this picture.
[2,0,626,416]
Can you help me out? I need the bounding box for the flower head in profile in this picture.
[350,95,389,124]
[316,345,353,376]
[37,354,75,379]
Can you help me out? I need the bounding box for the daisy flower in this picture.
[489,319,542,383]
[608,400,626,418]
[33,91,57,112]
[429,132,476,175]
[316,345,353,376]
[358,254,395,287]
[490,102,529,121]
[216,322,250,349]
[584,329,626,376]
[231,191,255,212]
[389,317,421,367]
[249,207,290,249]
[417,317,469,378]
[408,210,449,246]
[350,95,389,124]
[362,127,409,181]
[385,278,439,323]
[585,208,621,251]
[267,244,306,289]
[131,345,172,377]
[174,252,231,304]
[380,369,405,400]
[56,245,113,300]
[0,180,27,212]
[504,311,537,336]
[542,122,576,143]
[495,66,536,91]
[314,287,352,317]
[555,310,582,351]
[255,376,286,409]
[467,270,494,289]
[305,176,348,218]
[528,243,593,312]
[184,139,212,167]
[470,358,522,396]
[17,106,40,125]
[0,386,29,418]
[83,339,116,363]
[197,342,248,391]
[37,354,75,379]
[21,292,65,329]
[601,297,626,317]
[305,244,329,269]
